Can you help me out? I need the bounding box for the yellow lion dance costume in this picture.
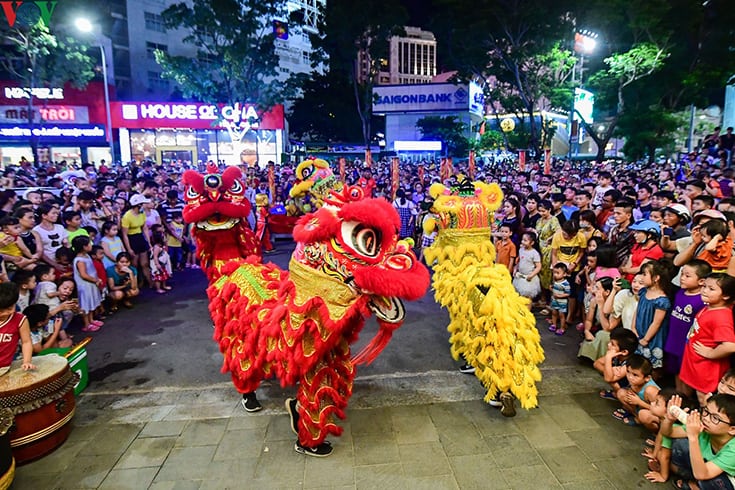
[423,178,544,416]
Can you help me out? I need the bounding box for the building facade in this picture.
[358,27,437,85]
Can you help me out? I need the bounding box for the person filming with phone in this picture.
[105,252,140,310]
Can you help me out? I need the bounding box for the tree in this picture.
[309,0,407,146]
[430,0,576,154]
[0,21,95,164]
[416,116,469,157]
[155,0,305,162]
[287,71,365,142]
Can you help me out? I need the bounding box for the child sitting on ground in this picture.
[54,246,74,280]
[596,326,639,398]
[643,389,689,483]
[663,393,735,490]
[613,354,660,430]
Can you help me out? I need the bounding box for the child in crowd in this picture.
[679,273,735,407]
[54,246,74,280]
[663,393,735,490]
[697,219,734,273]
[494,224,517,272]
[643,389,684,483]
[63,210,89,243]
[184,222,199,269]
[166,212,185,271]
[71,236,103,332]
[23,303,69,352]
[632,261,672,371]
[665,260,710,395]
[12,269,36,312]
[0,282,34,375]
[596,326,639,398]
[613,354,660,429]
[0,216,37,271]
[550,219,587,326]
[100,221,124,270]
[548,263,571,335]
[512,231,541,306]
[150,225,172,294]
[33,264,75,343]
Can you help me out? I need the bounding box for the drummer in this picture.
[0,282,35,375]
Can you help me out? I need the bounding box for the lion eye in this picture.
[185,186,199,200]
[301,165,313,180]
[230,180,243,194]
[341,221,380,258]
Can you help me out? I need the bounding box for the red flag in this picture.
[418,164,425,185]
[447,157,454,177]
[391,157,399,201]
[267,163,275,201]
[338,157,346,182]
[518,150,526,171]
[468,150,476,179]
[365,148,372,168]
[479,121,486,135]
[440,158,448,182]
[544,149,551,175]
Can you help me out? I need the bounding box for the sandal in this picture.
[157,289,167,294]
[612,408,631,420]
[555,328,566,336]
[548,324,557,332]
[123,301,134,308]
[539,308,551,316]
[81,324,100,332]
[90,320,104,327]
[163,286,172,290]
[599,389,616,400]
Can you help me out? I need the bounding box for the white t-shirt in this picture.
[612,289,638,331]
[593,185,615,207]
[33,224,68,257]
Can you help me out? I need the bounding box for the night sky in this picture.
[402,0,433,28]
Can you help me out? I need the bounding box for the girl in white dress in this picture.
[512,231,542,304]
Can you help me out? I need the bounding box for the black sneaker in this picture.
[500,392,516,417]
[459,363,476,374]
[285,398,299,435]
[241,392,262,413]
[294,440,333,457]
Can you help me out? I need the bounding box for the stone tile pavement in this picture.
[12,368,663,490]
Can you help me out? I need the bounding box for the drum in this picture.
[0,409,13,490]
[0,355,77,464]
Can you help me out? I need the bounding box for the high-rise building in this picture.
[103,0,323,100]
[358,27,437,85]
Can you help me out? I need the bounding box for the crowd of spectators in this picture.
[1,140,735,485]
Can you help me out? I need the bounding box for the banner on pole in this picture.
[518,150,526,171]
[468,151,476,179]
[365,148,372,168]
[391,157,400,201]
[544,149,551,175]
[338,157,346,182]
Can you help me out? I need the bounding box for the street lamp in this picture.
[75,18,115,165]
[568,30,598,160]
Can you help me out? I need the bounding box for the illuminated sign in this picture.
[0,123,106,143]
[1,1,58,28]
[573,88,594,123]
[394,140,442,151]
[468,82,485,117]
[373,84,471,113]
[3,87,64,100]
[0,105,89,123]
[111,102,285,130]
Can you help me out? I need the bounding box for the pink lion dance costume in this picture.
[183,162,430,455]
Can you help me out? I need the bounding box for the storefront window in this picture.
[175,129,195,146]
[130,129,156,163]
[156,129,177,146]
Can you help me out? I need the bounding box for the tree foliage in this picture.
[156,0,301,110]
[308,0,407,145]
[416,116,469,157]
[0,20,95,163]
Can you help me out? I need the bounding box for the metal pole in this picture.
[687,104,695,153]
[99,45,114,164]
[568,58,576,160]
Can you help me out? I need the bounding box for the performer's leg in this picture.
[291,339,355,457]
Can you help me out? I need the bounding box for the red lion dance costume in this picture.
[183,163,429,456]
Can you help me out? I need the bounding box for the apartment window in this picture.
[144,12,166,33]
[146,42,167,60]
[148,71,169,91]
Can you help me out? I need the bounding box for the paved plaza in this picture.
[10,248,662,489]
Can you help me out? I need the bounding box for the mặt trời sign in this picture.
[0,123,106,143]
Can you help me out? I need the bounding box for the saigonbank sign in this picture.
[110,101,284,130]
[373,83,482,114]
